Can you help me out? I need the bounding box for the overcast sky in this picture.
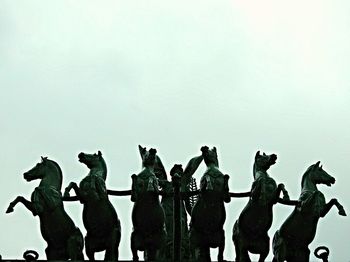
[1,1,349,261]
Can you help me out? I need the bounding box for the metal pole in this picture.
[172,173,181,262]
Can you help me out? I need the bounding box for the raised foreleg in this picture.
[321,198,346,217]
[6,196,35,215]
[64,182,82,201]
[273,184,290,203]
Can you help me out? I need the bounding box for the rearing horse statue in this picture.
[6,157,84,260]
[64,151,121,261]
[190,146,230,262]
[131,146,166,261]
[232,151,290,262]
[272,161,346,262]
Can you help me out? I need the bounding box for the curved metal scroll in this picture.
[314,246,329,262]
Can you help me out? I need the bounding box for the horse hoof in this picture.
[339,208,347,216]
[6,207,14,213]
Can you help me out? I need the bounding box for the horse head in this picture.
[139,145,157,169]
[302,161,335,189]
[201,146,219,167]
[253,151,277,178]
[23,157,62,190]
[170,164,183,178]
[78,150,107,180]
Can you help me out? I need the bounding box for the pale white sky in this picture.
[1,1,349,261]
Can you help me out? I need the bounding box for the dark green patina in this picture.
[131,146,166,261]
[189,146,230,262]
[272,161,346,262]
[64,151,121,261]
[232,151,291,262]
[6,157,84,260]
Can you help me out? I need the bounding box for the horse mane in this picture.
[253,162,256,179]
[46,159,63,190]
[301,164,314,190]
[99,156,107,180]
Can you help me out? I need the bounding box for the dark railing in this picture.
[62,184,299,262]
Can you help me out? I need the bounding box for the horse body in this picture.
[190,146,230,262]
[64,151,121,261]
[131,147,166,261]
[233,151,288,262]
[7,157,84,260]
[272,161,346,262]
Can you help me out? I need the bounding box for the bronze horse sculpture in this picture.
[64,151,121,261]
[131,146,166,261]
[272,161,346,262]
[232,151,290,262]
[6,157,84,260]
[190,146,230,262]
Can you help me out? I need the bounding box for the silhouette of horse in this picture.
[64,151,121,261]
[131,146,166,261]
[6,157,84,260]
[232,151,290,262]
[272,161,346,262]
[190,146,230,262]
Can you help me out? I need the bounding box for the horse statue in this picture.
[64,151,121,261]
[189,146,230,262]
[154,152,203,261]
[272,161,346,262]
[232,151,290,262]
[6,157,84,260]
[131,146,166,261]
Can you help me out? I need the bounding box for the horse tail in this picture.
[272,230,286,261]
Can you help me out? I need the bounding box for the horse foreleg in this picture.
[274,184,290,203]
[6,196,35,215]
[64,182,81,199]
[321,198,346,217]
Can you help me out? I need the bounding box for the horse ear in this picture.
[41,156,47,162]
[255,151,260,159]
[213,147,217,152]
[98,150,102,156]
[263,152,266,156]
[139,145,146,153]
[138,145,146,157]
[315,161,320,168]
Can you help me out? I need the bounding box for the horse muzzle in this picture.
[78,152,85,162]
[23,172,33,181]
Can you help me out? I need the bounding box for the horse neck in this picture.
[142,166,154,173]
[302,173,317,193]
[89,166,106,177]
[39,165,62,190]
[88,160,107,180]
[254,170,269,180]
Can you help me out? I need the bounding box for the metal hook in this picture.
[23,250,39,262]
[314,246,329,262]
